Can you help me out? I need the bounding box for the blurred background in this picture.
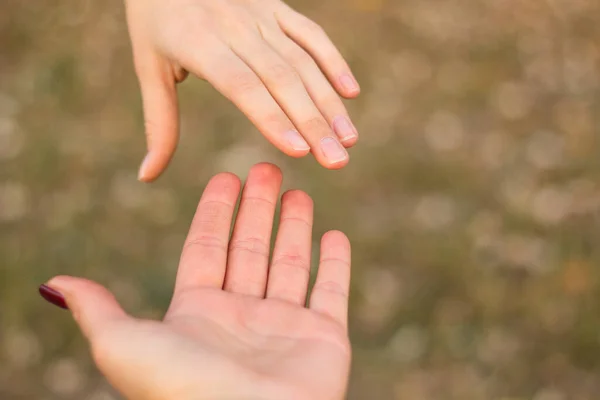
[1,0,600,399]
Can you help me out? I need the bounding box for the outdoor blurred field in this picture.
[1,0,600,399]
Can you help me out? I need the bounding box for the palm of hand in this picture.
[94,288,349,400]
[48,164,352,400]
[179,289,349,397]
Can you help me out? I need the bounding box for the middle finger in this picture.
[224,163,282,297]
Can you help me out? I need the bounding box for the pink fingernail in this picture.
[340,74,359,94]
[285,130,310,151]
[333,116,358,142]
[320,137,348,163]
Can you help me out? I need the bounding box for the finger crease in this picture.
[279,216,312,229]
[229,238,270,257]
[271,255,310,272]
[241,196,277,208]
[183,236,229,253]
[319,257,350,267]
[313,280,348,297]
[200,199,237,209]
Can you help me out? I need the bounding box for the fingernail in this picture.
[138,153,151,181]
[340,74,359,94]
[39,284,69,310]
[333,116,358,142]
[285,130,310,151]
[320,137,348,163]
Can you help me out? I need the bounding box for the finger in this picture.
[40,276,129,341]
[266,190,314,304]
[177,41,311,158]
[309,231,351,328]
[230,36,349,169]
[134,55,180,182]
[175,172,241,293]
[276,7,360,99]
[224,163,282,297]
[264,34,358,147]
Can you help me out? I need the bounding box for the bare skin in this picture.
[125,0,361,181]
[44,163,352,400]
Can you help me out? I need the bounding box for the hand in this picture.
[40,163,352,400]
[126,0,361,182]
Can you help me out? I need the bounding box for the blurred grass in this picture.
[1,0,600,399]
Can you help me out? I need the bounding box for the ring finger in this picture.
[266,190,314,304]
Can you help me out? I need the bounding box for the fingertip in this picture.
[46,275,85,292]
[44,276,128,339]
[264,133,311,159]
[39,283,69,310]
[286,146,312,158]
[340,87,361,99]
[340,135,358,148]
[281,189,314,210]
[44,276,116,307]
[283,130,311,154]
[319,137,349,169]
[321,230,350,249]
[202,172,242,205]
[208,171,242,191]
[249,162,284,184]
[137,148,178,183]
[137,152,163,183]
[323,157,349,170]
[332,116,358,148]
[212,171,242,183]
[338,74,360,98]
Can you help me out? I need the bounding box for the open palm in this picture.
[42,163,352,400]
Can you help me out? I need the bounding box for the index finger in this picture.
[174,172,241,293]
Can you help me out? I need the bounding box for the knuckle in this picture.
[264,62,299,87]
[285,48,313,69]
[226,71,263,94]
[218,9,254,39]
[299,116,330,134]
[255,111,294,137]
[315,92,346,114]
[300,18,326,36]
[261,111,289,129]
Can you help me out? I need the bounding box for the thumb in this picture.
[39,276,129,340]
[136,59,180,183]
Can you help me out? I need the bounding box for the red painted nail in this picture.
[39,284,69,310]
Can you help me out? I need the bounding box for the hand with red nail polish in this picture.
[126,0,360,182]
[41,163,352,400]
